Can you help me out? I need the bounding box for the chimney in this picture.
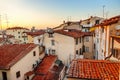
[90,16,93,18]
[63,20,65,24]
[31,26,35,32]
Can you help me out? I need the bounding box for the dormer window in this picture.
[95,20,100,24]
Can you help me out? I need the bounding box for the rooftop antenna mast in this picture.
[0,14,2,30]
[5,14,9,28]
[103,5,105,18]
[106,11,109,19]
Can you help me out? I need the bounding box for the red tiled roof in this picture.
[67,59,120,80]
[35,55,57,74]
[55,29,93,38]
[27,30,45,37]
[95,15,120,27]
[33,75,45,80]
[6,27,29,30]
[0,43,37,70]
[33,55,59,80]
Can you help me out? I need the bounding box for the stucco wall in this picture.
[44,33,75,65]
[6,29,29,43]
[0,46,42,80]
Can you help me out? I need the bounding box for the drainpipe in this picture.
[104,26,107,58]
[105,37,114,60]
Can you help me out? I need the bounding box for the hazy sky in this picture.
[0,0,120,29]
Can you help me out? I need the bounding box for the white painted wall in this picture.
[6,29,29,43]
[44,33,76,65]
[0,45,44,80]
[33,35,44,46]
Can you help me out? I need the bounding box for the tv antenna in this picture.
[0,14,2,30]
[5,14,9,28]
[103,5,105,18]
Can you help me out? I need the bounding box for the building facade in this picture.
[94,15,120,60]
[44,29,94,65]
[6,27,30,43]
[0,43,45,80]
[26,30,45,46]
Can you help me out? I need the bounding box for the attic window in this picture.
[95,20,100,24]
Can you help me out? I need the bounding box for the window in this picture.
[49,33,53,38]
[79,37,81,43]
[24,38,25,41]
[102,28,104,33]
[2,72,7,80]
[52,50,56,54]
[85,37,89,42]
[76,38,78,45]
[33,51,36,56]
[18,32,20,34]
[95,20,100,24]
[27,76,29,79]
[85,47,89,52]
[97,38,99,43]
[16,71,20,78]
[94,44,96,49]
[38,39,41,43]
[80,48,82,55]
[76,50,78,55]
[113,49,119,58]
[51,40,55,46]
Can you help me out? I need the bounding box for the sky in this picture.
[0,0,120,29]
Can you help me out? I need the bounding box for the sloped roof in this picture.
[67,59,120,80]
[26,30,45,37]
[33,55,64,80]
[95,15,120,27]
[0,43,37,70]
[55,29,93,38]
[6,27,29,30]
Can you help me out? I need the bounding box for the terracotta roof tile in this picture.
[33,55,64,80]
[6,27,29,30]
[55,29,93,38]
[95,15,120,27]
[67,59,120,80]
[35,55,57,75]
[27,30,45,37]
[0,43,37,70]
